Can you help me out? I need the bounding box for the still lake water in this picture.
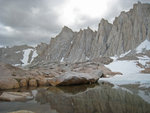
[0,84,150,113]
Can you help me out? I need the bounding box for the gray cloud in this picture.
[0,0,149,46]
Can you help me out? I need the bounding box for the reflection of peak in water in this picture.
[35,86,150,113]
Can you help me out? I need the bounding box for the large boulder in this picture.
[20,79,28,87]
[48,72,99,86]
[29,79,37,87]
[0,78,20,90]
[36,76,49,86]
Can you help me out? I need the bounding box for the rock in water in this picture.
[9,110,35,113]
[0,92,33,101]
[48,72,99,86]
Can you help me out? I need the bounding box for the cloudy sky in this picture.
[0,0,149,46]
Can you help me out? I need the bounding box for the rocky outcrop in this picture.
[0,61,121,90]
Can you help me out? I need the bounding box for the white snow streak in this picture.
[61,57,64,62]
[21,49,32,66]
[30,50,38,63]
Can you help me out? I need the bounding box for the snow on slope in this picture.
[136,39,150,53]
[99,39,150,88]
[99,59,150,87]
[30,50,38,63]
[105,60,141,75]
[21,49,33,66]
[21,49,38,66]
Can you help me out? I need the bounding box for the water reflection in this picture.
[35,85,150,113]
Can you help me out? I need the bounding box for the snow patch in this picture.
[61,57,64,62]
[99,59,150,87]
[13,64,20,66]
[136,39,150,53]
[30,50,38,63]
[21,49,32,66]
[16,51,21,53]
[137,55,150,67]
[120,50,131,57]
[86,56,89,60]
[110,55,118,61]
[0,45,4,48]
[105,60,140,75]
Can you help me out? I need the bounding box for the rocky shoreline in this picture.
[0,58,122,90]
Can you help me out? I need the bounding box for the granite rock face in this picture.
[91,19,112,58]
[97,2,150,56]
[31,2,150,65]
[32,26,96,65]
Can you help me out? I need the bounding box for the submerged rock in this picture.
[9,110,35,113]
[0,92,33,101]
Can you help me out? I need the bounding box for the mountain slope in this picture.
[31,2,150,66]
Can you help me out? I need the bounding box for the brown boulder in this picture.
[37,76,49,86]
[48,72,99,86]
[29,79,37,87]
[0,78,20,90]
[20,79,28,87]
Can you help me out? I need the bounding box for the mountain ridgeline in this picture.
[32,2,150,65]
[0,2,150,66]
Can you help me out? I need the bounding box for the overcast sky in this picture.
[0,0,150,46]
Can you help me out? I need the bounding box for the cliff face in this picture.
[32,26,96,64]
[98,2,150,56]
[91,19,113,58]
[32,2,150,65]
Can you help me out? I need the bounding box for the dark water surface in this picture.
[0,84,150,113]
